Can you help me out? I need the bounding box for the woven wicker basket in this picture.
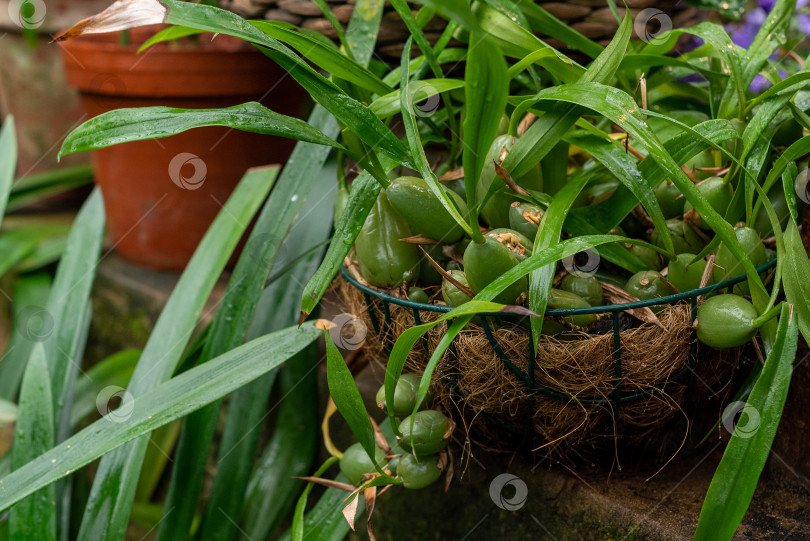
[220,0,702,59]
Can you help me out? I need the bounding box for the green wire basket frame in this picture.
[341,259,776,434]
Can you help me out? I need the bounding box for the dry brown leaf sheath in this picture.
[601,283,665,329]
[55,0,167,41]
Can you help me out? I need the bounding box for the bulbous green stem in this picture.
[752,302,784,329]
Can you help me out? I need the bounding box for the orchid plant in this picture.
[0,0,807,539]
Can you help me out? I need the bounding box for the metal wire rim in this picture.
[340,258,776,316]
[341,258,776,408]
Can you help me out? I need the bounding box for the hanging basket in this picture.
[335,258,776,455]
[221,0,703,60]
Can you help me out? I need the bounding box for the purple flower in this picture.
[727,7,766,49]
[750,69,788,93]
[758,0,778,12]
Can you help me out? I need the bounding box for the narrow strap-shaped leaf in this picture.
[370,79,464,119]
[782,221,810,345]
[409,0,479,32]
[0,324,321,515]
[59,103,342,159]
[157,0,413,170]
[276,475,362,541]
[156,164,295,540]
[745,71,810,114]
[398,38,473,238]
[0,226,69,278]
[641,23,744,118]
[567,119,739,233]
[740,0,796,89]
[619,54,727,80]
[531,84,765,290]
[77,170,275,540]
[289,458,340,541]
[195,161,336,541]
[239,342,321,540]
[300,171,382,318]
[0,273,51,400]
[9,343,56,541]
[0,117,17,221]
[518,1,602,59]
[472,4,582,83]
[526,171,591,346]
[462,32,508,237]
[503,12,631,179]
[69,350,139,427]
[517,15,632,348]
[563,132,673,255]
[7,165,93,213]
[326,332,394,482]
[694,304,797,540]
[42,189,105,437]
[250,22,391,96]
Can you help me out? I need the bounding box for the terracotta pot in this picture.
[59,29,309,270]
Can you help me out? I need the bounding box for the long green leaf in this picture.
[9,344,56,541]
[300,171,382,318]
[59,103,341,159]
[503,12,631,179]
[250,21,392,96]
[77,170,275,540]
[370,79,464,119]
[462,32,508,236]
[694,303,798,540]
[782,221,810,344]
[240,343,321,540]
[196,165,336,541]
[42,189,105,438]
[326,332,391,480]
[471,3,582,83]
[154,165,283,541]
[529,83,764,290]
[0,324,322,515]
[7,165,93,213]
[69,350,139,426]
[739,0,796,90]
[0,273,52,401]
[518,1,602,59]
[567,119,739,233]
[0,117,17,220]
[157,0,413,171]
[159,4,384,530]
[289,457,339,541]
[563,132,673,255]
[519,15,632,349]
[277,418,399,541]
[399,38,473,238]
